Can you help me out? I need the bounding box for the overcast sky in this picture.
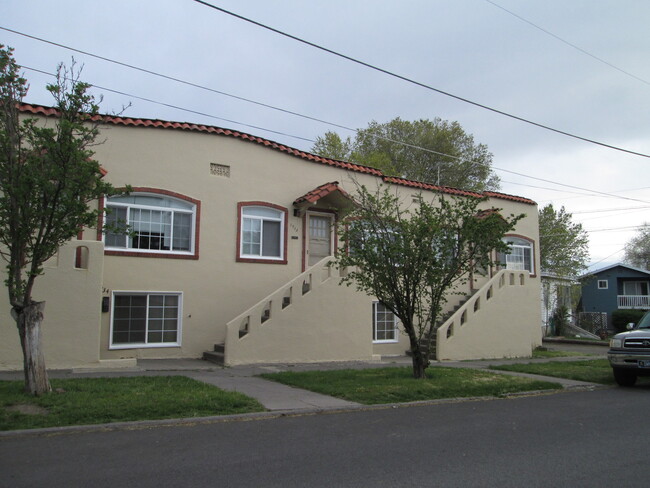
[3,0,649,272]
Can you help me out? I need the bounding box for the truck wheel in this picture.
[613,368,637,387]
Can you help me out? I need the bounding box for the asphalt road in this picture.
[2,386,649,488]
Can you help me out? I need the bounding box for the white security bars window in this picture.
[373,301,398,343]
[500,237,534,273]
[111,292,181,348]
[241,206,284,259]
[105,194,195,254]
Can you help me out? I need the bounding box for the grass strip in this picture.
[532,349,596,359]
[0,376,264,431]
[260,367,562,405]
[490,359,615,385]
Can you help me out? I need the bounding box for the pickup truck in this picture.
[608,310,650,386]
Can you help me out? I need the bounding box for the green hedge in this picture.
[612,309,646,332]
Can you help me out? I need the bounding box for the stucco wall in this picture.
[224,259,373,365]
[437,270,542,360]
[0,241,104,370]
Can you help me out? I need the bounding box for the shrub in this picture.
[612,309,646,332]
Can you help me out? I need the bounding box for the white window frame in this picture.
[598,280,608,290]
[239,205,285,261]
[110,291,183,349]
[502,237,534,274]
[104,193,196,256]
[373,301,399,343]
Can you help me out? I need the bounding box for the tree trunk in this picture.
[12,301,51,396]
[411,353,428,379]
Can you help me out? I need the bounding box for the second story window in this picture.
[500,236,534,274]
[104,192,197,256]
[238,203,287,263]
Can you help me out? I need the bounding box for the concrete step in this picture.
[203,343,225,365]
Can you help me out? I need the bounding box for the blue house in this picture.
[580,263,650,326]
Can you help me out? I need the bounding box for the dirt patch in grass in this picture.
[6,404,49,416]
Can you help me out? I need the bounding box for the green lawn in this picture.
[490,359,615,384]
[260,367,562,404]
[0,376,264,431]
[531,349,597,359]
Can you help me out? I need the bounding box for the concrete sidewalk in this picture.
[0,345,607,413]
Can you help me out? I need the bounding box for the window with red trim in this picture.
[237,203,287,263]
[104,192,197,256]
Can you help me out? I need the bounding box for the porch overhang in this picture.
[293,181,356,217]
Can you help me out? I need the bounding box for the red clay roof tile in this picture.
[18,103,536,206]
[294,181,352,205]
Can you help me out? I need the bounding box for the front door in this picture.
[307,213,333,266]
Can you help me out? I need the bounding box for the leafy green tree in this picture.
[335,184,521,379]
[624,223,650,270]
[538,204,589,277]
[311,132,353,161]
[0,46,121,395]
[311,118,500,191]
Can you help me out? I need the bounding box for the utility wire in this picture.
[587,248,625,268]
[22,64,650,207]
[5,24,650,204]
[191,0,650,159]
[23,66,315,143]
[0,26,355,133]
[573,205,650,215]
[484,0,650,87]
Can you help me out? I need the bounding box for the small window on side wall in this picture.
[237,203,287,264]
[598,280,608,289]
[499,236,534,274]
[373,301,399,343]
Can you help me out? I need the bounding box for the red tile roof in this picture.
[19,103,536,206]
[294,181,352,205]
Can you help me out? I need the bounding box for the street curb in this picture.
[543,337,609,347]
[0,384,606,439]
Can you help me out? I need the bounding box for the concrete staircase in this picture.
[406,292,476,360]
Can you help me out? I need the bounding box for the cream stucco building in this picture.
[0,104,543,370]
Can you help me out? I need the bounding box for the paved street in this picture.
[2,386,649,488]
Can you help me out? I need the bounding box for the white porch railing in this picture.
[618,295,650,309]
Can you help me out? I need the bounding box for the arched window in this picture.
[104,192,197,256]
[500,236,534,274]
[237,203,287,263]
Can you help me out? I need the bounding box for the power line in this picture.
[572,205,650,215]
[0,26,355,134]
[501,179,596,196]
[484,0,650,87]
[538,186,650,204]
[588,248,625,268]
[584,225,646,233]
[22,64,650,208]
[191,0,650,159]
[22,66,315,143]
[5,25,650,204]
[493,167,650,204]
